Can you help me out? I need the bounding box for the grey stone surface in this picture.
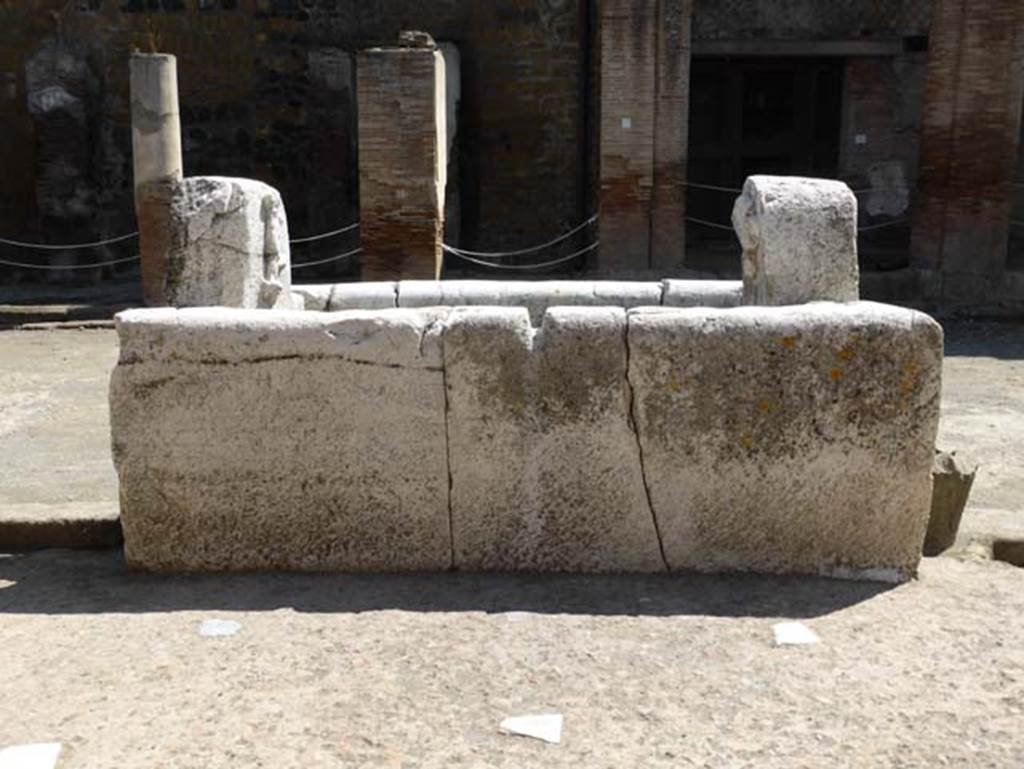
[661,279,743,308]
[924,451,978,556]
[164,177,293,310]
[399,280,663,324]
[129,53,183,190]
[290,284,334,312]
[110,307,451,572]
[733,176,860,305]
[443,306,665,572]
[627,302,943,580]
[326,282,398,310]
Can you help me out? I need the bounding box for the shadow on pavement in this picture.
[943,319,1024,360]
[0,549,896,620]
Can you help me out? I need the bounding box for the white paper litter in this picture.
[198,619,242,638]
[0,742,62,769]
[499,714,563,744]
[772,621,821,646]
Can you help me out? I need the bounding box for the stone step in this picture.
[0,503,122,552]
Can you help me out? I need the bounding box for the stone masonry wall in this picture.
[111,302,943,578]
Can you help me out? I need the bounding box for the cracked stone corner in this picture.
[622,311,670,573]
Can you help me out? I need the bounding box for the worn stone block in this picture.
[661,279,742,308]
[110,307,451,572]
[327,282,398,310]
[444,307,666,572]
[627,302,942,580]
[164,177,293,310]
[290,284,333,312]
[733,176,860,305]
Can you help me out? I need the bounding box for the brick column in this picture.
[357,41,446,281]
[650,0,692,271]
[599,0,692,274]
[911,0,1024,305]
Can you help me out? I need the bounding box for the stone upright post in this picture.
[357,34,447,280]
[130,53,183,306]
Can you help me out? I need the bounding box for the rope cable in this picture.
[0,231,138,250]
[0,254,141,270]
[443,215,598,259]
[444,241,599,271]
[289,222,360,245]
[291,247,363,269]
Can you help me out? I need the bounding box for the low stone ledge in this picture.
[627,302,942,580]
[661,280,742,308]
[399,280,663,325]
[290,284,334,312]
[327,282,398,310]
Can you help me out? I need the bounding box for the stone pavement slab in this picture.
[0,550,1021,767]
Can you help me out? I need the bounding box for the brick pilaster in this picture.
[599,0,692,274]
[357,44,446,280]
[911,0,1024,304]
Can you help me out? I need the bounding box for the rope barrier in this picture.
[0,231,139,250]
[291,247,363,269]
[851,187,910,195]
[686,216,735,232]
[289,222,360,245]
[444,241,599,271]
[684,181,744,194]
[442,215,598,259]
[0,222,360,250]
[0,254,141,270]
[858,219,910,232]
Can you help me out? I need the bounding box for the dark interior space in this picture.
[686,56,844,274]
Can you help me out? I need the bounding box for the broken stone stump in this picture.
[923,451,978,556]
[163,177,293,309]
[733,176,860,306]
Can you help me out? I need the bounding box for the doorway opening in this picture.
[686,56,844,275]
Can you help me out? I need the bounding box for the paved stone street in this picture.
[1,320,1023,766]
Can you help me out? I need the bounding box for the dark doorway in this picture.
[686,57,844,274]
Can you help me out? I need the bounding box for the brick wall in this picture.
[912,0,1024,305]
[692,0,933,40]
[598,0,692,275]
[0,0,586,277]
